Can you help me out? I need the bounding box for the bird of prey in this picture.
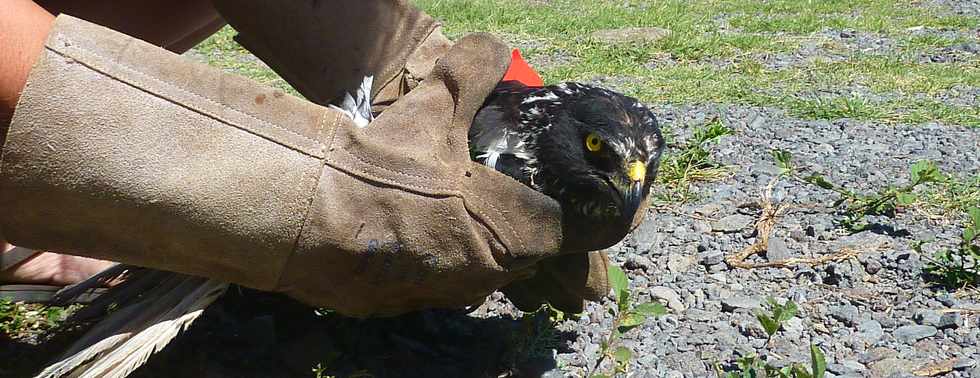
[471,81,664,225]
[35,79,664,378]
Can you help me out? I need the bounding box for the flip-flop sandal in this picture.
[0,247,107,304]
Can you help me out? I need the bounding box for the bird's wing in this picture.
[468,81,542,183]
[37,268,228,378]
[469,99,534,185]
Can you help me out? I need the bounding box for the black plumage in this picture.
[470,81,665,225]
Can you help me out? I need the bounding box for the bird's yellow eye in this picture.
[585,133,602,152]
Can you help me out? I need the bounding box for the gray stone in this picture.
[870,358,910,377]
[859,347,898,364]
[711,214,755,233]
[857,320,884,345]
[649,286,686,312]
[624,255,654,271]
[708,272,727,283]
[937,313,961,329]
[971,365,980,378]
[591,27,671,44]
[721,296,763,312]
[954,359,977,369]
[630,220,661,250]
[830,305,862,327]
[698,250,725,266]
[893,325,938,344]
[839,231,893,249]
[694,203,723,216]
[738,320,768,339]
[693,220,712,233]
[766,237,793,261]
[862,258,883,275]
[913,309,941,325]
[937,293,958,307]
[666,253,695,273]
[750,162,782,176]
[841,359,866,372]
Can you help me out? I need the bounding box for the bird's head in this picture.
[521,83,665,226]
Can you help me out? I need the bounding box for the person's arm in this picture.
[0,0,54,132]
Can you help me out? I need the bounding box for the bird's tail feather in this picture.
[37,267,228,378]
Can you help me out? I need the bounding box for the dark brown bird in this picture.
[471,81,665,225]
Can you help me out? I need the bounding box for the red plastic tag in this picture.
[502,49,544,87]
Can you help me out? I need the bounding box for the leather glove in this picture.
[0,15,628,317]
[212,0,621,313]
[211,0,452,112]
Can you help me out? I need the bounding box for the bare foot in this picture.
[1,244,116,286]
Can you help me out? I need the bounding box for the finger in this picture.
[427,33,511,142]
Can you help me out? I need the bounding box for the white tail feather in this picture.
[36,276,229,378]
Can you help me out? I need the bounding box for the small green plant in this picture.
[772,150,945,231]
[512,304,565,366]
[924,207,980,288]
[721,344,827,378]
[0,298,72,337]
[719,299,825,378]
[311,363,335,378]
[590,264,667,377]
[788,96,887,122]
[657,118,733,202]
[755,298,799,340]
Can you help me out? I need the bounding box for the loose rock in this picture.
[650,286,686,312]
[857,320,884,345]
[893,325,938,344]
[711,214,755,233]
[830,305,862,327]
[721,297,763,312]
[766,237,793,261]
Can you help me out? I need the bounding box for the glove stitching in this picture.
[272,109,334,290]
[331,146,448,185]
[459,186,528,255]
[448,95,528,256]
[374,16,440,99]
[326,145,528,255]
[49,37,327,157]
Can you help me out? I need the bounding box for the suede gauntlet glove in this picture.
[0,15,594,317]
[213,0,621,313]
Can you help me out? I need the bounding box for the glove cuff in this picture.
[0,15,350,291]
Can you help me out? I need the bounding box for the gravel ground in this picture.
[543,103,980,377]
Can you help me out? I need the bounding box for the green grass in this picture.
[193,0,978,126]
[655,118,733,202]
[192,28,297,95]
[412,0,979,126]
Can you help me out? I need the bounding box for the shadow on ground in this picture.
[2,288,574,378]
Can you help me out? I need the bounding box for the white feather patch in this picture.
[36,277,229,378]
[329,75,374,128]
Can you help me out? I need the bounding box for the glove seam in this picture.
[374,18,441,99]
[329,147,453,188]
[324,142,529,255]
[460,190,528,255]
[45,35,328,159]
[273,109,335,290]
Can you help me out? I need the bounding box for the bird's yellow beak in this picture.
[628,161,646,182]
[621,160,647,222]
